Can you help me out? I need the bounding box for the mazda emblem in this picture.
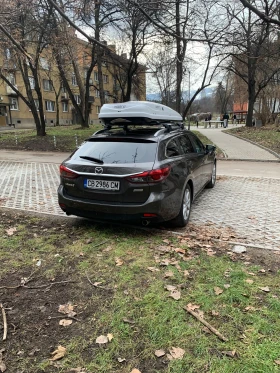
[95,167,103,174]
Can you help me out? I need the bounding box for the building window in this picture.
[62,102,68,112]
[7,73,16,85]
[10,98,19,110]
[45,100,55,112]
[95,89,100,98]
[72,74,78,86]
[74,95,81,104]
[61,85,67,93]
[5,48,11,60]
[43,79,53,91]
[29,76,35,89]
[40,57,50,70]
[94,71,99,81]
[34,99,39,110]
[96,105,101,114]
[103,75,108,84]
[102,60,107,67]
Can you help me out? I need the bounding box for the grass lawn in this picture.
[1,210,280,372]
[226,125,280,156]
[0,125,224,157]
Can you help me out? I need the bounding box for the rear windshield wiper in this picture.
[79,156,104,164]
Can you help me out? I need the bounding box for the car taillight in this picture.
[127,166,171,183]
[59,164,79,179]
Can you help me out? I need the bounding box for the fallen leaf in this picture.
[207,249,216,256]
[58,303,77,317]
[186,303,200,311]
[59,319,73,327]
[245,279,254,284]
[162,239,170,244]
[211,310,219,316]
[160,259,171,266]
[93,282,103,287]
[183,270,190,277]
[49,345,66,361]
[115,257,124,266]
[130,370,142,373]
[259,286,270,292]
[174,248,186,254]
[222,350,236,358]
[169,290,181,300]
[0,360,6,373]
[247,272,256,276]
[274,360,280,365]
[164,270,174,278]
[96,335,109,344]
[107,333,113,342]
[224,284,231,289]
[147,267,160,272]
[244,306,256,311]
[167,347,185,360]
[5,227,17,236]
[165,285,177,291]
[258,269,266,273]
[117,357,126,363]
[123,318,135,324]
[155,349,165,357]
[214,287,223,295]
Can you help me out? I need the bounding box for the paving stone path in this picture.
[0,160,279,250]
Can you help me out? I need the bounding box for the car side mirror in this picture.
[205,144,216,154]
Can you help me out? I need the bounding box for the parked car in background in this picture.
[58,102,216,227]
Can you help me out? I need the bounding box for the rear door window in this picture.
[188,134,205,153]
[73,139,157,164]
[165,138,181,158]
[178,135,195,154]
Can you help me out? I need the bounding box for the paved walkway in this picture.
[197,125,279,161]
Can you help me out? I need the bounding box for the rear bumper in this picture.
[57,185,179,222]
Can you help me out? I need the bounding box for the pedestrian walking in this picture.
[233,113,237,125]
[223,113,229,128]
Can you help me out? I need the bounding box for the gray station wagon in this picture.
[58,122,216,227]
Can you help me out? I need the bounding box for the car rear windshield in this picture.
[73,139,157,164]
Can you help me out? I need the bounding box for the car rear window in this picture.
[73,139,157,164]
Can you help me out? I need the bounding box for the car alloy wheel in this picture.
[206,162,216,189]
[171,184,192,227]
[182,187,191,221]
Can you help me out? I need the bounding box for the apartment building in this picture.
[0,35,146,129]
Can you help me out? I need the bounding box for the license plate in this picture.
[84,179,120,191]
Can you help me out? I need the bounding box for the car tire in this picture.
[206,162,216,189]
[171,184,192,228]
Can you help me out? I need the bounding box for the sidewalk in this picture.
[196,124,279,161]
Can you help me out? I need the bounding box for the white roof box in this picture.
[98,101,182,125]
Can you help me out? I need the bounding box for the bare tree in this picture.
[225,1,280,126]
[0,0,55,136]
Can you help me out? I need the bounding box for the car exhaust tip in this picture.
[142,220,150,226]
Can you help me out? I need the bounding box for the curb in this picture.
[222,130,280,160]
[217,158,280,163]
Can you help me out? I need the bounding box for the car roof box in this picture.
[98,101,183,125]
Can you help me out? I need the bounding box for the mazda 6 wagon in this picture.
[58,124,216,227]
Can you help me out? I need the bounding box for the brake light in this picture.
[59,164,79,179]
[127,166,171,183]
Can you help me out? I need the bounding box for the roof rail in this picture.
[162,122,185,132]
